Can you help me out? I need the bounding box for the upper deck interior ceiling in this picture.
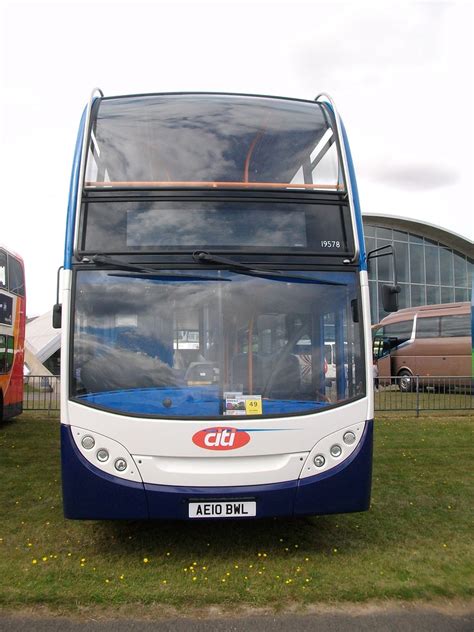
[85,94,342,190]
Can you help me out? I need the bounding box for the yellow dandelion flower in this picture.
[32,559,37,565]
[192,577,197,581]
[42,556,48,562]
[143,557,149,563]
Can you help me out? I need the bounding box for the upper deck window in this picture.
[85,94,344,191]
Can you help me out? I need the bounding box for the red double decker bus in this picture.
[0,247,26,421]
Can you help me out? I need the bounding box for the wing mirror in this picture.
[52,266,63,329]
[367,245,400,313]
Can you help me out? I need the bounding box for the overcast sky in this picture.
[1,0,472,316]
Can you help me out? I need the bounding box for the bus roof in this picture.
[0,244,24,264]
[373,301,470,328]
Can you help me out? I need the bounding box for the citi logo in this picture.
[192,427,250,450]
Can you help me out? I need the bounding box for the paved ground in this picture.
[1,609,473,632]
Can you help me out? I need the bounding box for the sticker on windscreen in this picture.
[224,393,262,416]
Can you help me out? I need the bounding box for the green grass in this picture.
[0,413,473,612]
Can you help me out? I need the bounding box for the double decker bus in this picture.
[58,90,379,520]
[0,247,26,421]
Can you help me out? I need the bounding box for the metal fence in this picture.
[375,375,473,416]
[23,374,473,416]
[23,375,60,413]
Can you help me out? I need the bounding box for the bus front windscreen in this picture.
[85,94,344,191]
[71,270,365,418]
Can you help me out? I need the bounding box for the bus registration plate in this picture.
[189,501,256,518]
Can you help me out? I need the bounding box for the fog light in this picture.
[330,444,342,458]
[114,458,127,472]
[343,431,356,445]
[81,435,95,450]
[313,454,325,468]
[96,448,109,462]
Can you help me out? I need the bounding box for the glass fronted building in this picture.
[363,215,473,325]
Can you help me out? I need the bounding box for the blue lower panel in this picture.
[145,480,296,520]
[61,421,373,520]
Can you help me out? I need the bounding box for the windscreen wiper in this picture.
[192,251,346,285]
[87,254,227,281]
[193,251,283,276]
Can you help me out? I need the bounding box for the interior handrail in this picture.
[85,180,344,190]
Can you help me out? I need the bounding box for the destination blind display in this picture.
[82,200,353,254]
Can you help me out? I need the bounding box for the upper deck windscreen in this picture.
[85,94,344,191]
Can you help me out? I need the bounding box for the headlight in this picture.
[81,435,95,450]
[313,454,325,467]
[114,458,127,472]
[343,431,356,445]
[96,448,109,462]
[330,444,342,458]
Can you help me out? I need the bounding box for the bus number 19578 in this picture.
[321,240,341,248]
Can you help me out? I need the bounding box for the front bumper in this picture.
[61,421,373,520]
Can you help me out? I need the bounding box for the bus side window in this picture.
[0,251,6,288]
[8,255,25,296]
[416,317,440,338]
[372,329,386,359]
[6,336,14,372]
[440,315,470,337]
[0,335,6,373]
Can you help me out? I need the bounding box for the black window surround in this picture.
[78,191,354,260]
